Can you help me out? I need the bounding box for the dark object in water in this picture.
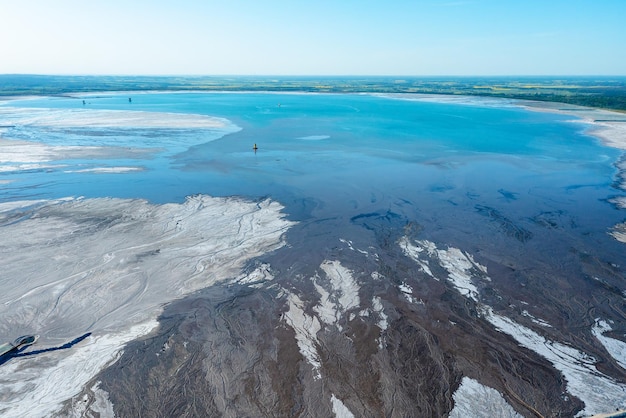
[0,335,39,357]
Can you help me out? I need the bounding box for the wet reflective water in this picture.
[1,93,623,258]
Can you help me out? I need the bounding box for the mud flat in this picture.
[63,216,626,417]
[401,237,626,416]
[0,195,293,417]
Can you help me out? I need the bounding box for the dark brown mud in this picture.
[63,202,626,418]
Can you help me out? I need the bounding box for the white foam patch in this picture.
[0,163,61,172]
[63,166,144,174]
[313,277,337,327]
[435,246,481,301]
[312,260,360,332]
[399,236,435,278]
[60,383,114,418]
[398,282,421,304]
[1,107,231,129]
[399,282,413,295]
[320,260,361,314]
[483,307,626,416]
[377,93,518,109]
[234,263,274,286]
[371,297,388,331]
[372,296,388,349]
[0,195,294,416]
[340,238,369,255]
[611,222,626,244]
[0,137,86,163]
[401,238,488,301]
[0,137,152,170]
[282,292,322,379]
[593,319,626,371]
[331,394,355,418]
[299,135,330,141]
[521,310,553,328]
[449,377,522,418]
[86,381,115,418]
[610,197,626,209]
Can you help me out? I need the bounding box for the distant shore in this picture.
[379,92,626,152]
[1,74,626,111]
[519,99,626,151]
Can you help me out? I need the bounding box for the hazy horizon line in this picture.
[2,73,626,78]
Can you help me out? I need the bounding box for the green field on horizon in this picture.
[2,74,626,112]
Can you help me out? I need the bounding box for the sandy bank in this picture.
[0,104,241,174]
[0,106,233,129]
[0,137,153,165]
[519,100,626,151]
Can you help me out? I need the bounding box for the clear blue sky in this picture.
[1,0,625,75]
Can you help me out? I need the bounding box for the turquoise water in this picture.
[1,92,624,262]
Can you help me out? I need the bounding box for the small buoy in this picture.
[253,143,258,150]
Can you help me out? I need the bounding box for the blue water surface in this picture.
[1,92,624,261]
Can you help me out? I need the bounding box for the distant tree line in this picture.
[1,75,625,112]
